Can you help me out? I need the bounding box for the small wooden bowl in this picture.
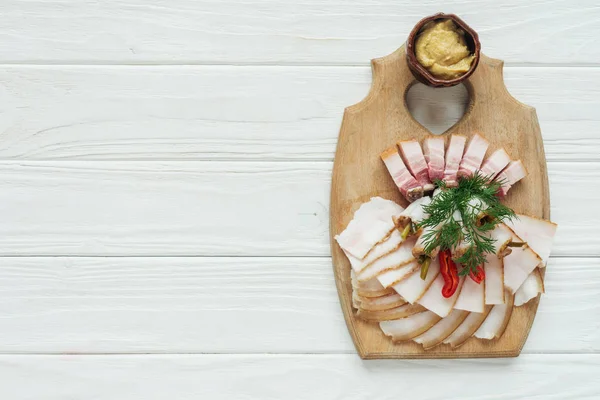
[406,13,481,88]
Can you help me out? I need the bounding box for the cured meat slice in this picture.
[458,134,490,178]
[413,309,469,349]
[376,260,420,288]
[379,311,441,342]
[474,291,514,340]
[454,274,485,313]
[394,196,431,229]
[381,147,423,202]
[351,272,394,298]
[496,160,527,197]
[506,214,557,266]
[357,236,417,282]
[514,268,545,306]
[344,229,404,273]
[484,252,505,304]
[503,241,542,294]
[398,140,435,192]
[357,303,426,322]
[443,135,466,187]
[392,257,440,303]
[418,274,465,317]
[443,306,492,348]
[479,148,510,180]
[423,136,445,182]
[352,292,406,311]
[335,197,404,260]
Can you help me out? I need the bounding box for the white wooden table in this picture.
[0,1,599,398]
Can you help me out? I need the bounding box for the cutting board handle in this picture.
[347,46,535,134]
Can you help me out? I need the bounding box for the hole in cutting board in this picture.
[406,83,469,135]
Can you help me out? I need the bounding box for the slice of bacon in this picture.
[423,137,445,182]
[381,147,424,202]
[398,140,435,192]
[458,134,490,178]
[480,148,511,180]
[495,160,527,197]
[443,135,466,187]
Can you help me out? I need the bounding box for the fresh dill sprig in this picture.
[418,173,516,275]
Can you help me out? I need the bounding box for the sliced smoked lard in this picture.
[335,197,404,260]
[514,268,545,306]
[479,148,511,180]
[443,134,466,187]
[398,140,435,192]
[458,133,490,178]
[381,147,424,202]
[505,214,557,266]
[423,136,445,182]
[495,160,527,197]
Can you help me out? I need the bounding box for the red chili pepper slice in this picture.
[440,250,459,298]
[469,264,485,284]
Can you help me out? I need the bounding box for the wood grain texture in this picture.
[0,66,598,161]
[330,48,548,358]
[0,160,593,256]
[0,256,595,354]
[0,160,592,256]
[0,1,598,64]
[1,354,599,400]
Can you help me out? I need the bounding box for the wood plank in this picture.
[0,257,596,353]
[0,354,598,399]
[0,160,592,256]
[0,1,598,64]
[0,66,597,161]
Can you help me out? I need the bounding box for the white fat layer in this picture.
[484,253,505,304]
[443,308,489,346]
[335,197,404,259]
[504,244,541,293]
[345,229,403,273]
[392,257,440,303]
[351,271,385,291]
[357,236,417,282]
[514,269,544,306]
[376,260,418,288]
[454,275,485,313]
[480,148,511,179]
[506,214,557,265]
[379,311,439,339]
[414,309,468,346]
[399,196,431,224]
[474,299,512,340]
[418,274,464,317]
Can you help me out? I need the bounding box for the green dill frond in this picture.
[416,172,517,275]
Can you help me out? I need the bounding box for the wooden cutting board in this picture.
[329,45,550,359]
